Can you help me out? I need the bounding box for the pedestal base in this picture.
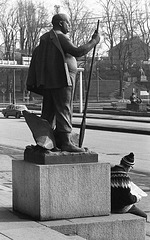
[24,145,98,165]
[12,160,110,220]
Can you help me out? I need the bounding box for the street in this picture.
[0,112,150,172]
[0,112,150,238]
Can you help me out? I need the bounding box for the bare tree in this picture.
[116,0,140,68]
[0,0,50,58]
[61,0,99,95]
[17,0,50,56]
[135,1,150,60]
[97,0,119,68]
[0,0,8,12]
[0,6,18,60]
[62,0,94,46]
[98,0,143,95]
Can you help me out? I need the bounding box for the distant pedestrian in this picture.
[111,152,147,220]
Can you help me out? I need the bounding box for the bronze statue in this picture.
[26,13,100,152]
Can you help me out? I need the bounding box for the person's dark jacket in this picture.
[111,165,137,212]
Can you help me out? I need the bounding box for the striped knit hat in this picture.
[121,152,135,167]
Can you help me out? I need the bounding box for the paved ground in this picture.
[1,111,150,239]
[0,145,150,239]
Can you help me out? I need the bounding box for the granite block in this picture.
[12,160,110,220]
[24,145,98,164]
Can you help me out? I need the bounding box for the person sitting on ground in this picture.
[130,93,142,104]
[111,152,147,220]
[130,93,136,103]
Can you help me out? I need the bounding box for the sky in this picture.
[2,0,110,55]
[35,0,100,16]
[47,0,98,10]
[4,0,147,56]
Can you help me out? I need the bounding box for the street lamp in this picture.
[122,88,125,102]
[13,68,16,104]
[54,5,60,13]
[11,30,17,104]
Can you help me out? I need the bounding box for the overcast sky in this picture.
[39,0,100,16]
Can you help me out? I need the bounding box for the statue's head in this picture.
[52,13,70,34]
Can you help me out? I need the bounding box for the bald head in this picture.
[52,13,70,34]
[52,13,69,27]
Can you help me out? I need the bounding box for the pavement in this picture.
[1,110,150,239]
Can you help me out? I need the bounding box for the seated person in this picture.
[130,93,142,104]
[111,152,147,220]
[136,96,142,104]
[130,93,136,103]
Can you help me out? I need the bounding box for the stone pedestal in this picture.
[12,160,110,220]
[12,150,146,239]
[24,145,98,165]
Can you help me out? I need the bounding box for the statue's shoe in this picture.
[61,142,85,152]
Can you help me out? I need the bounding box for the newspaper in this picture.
[130,181,147,197]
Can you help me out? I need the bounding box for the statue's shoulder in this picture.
[40,31,51,42]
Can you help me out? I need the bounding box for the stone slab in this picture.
[42,214,146,240]
[67,236,86,240]
[0,227,84,240]
[0,209,85,240]
[24,145,98,164]
[12,160,110,220]
[38,219,77,236]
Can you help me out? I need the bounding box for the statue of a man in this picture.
[27,13,100,152]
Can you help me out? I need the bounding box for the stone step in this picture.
[0,226,86,240]
[0,210,145,240]
[0,208,86,240]
[40,214,146,240]
[66,236,86,240]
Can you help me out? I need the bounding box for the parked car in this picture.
[2,104,28,118]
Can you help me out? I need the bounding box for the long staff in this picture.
[79,20,100,148]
